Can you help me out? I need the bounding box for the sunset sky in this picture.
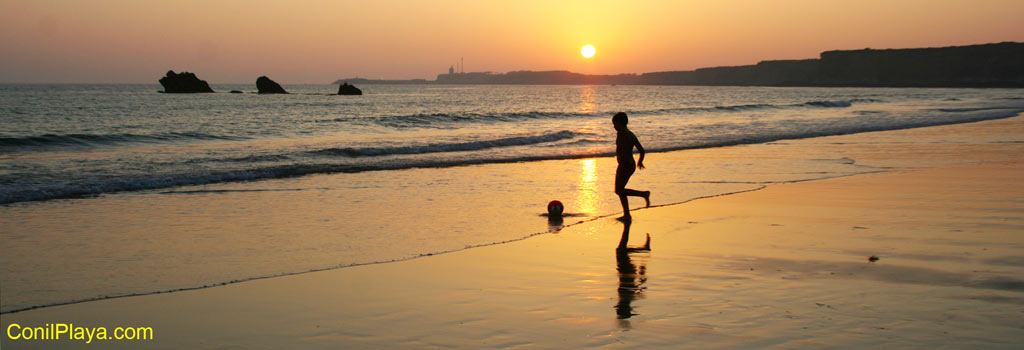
[1,0,1022,83]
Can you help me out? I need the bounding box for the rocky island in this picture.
[158,70,215,93]
[337,82,362,95]
[256,76,288,94]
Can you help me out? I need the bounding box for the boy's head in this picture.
[612,112,628,129]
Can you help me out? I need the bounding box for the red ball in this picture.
[547,200,564,216]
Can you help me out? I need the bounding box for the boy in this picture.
[612,112,651,221]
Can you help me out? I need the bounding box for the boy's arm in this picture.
[634,133,646,169]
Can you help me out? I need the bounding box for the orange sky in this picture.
[1,0,1022,83]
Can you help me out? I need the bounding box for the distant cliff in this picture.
[332,78,430,85]
[813,42,1023,87]
[337,42,1024,87]
[637,59,820,86]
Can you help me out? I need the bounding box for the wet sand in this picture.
[2,117,1023,349]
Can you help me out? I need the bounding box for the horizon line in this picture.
[3,41,1020,85]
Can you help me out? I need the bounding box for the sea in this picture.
[1,84,1022,313]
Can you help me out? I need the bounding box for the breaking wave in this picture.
[312,130,579,157]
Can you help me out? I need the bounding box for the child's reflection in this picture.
[615,220,650,323]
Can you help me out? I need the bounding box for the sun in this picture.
[581,44,596,58]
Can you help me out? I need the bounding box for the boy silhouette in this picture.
[612,112,650,221]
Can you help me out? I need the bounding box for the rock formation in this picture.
[256,76,288,94]
[337,82,362,95]
[158,70,214,93]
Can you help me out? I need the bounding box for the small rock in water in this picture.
[158,70,215,93]
[337,82,362,95]
[256,75,288,94]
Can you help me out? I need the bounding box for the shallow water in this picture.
[2,84,1021,204]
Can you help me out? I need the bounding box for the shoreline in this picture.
[0,185,774,316]
[2,114,1022,316]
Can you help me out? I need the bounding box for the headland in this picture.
[337,42,1024,87]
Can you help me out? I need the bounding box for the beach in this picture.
[13,85,1024,316]
[3,114,1022,349]
[3,0,1023,348]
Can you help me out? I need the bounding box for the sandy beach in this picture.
[2,115,1023,349]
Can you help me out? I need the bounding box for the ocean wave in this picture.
[645,107,1023,154]
[316,111,591,127]
[3,105,1018,206]
[0,156,583,205]
[712,104,776,111]
[0,132,246,151]
[936,107,1008,113]
[630,99,864,115]
[548,138,606,147]
[311,130,580,157]
[802,100,852,107]
[315,99,869,127]
[633,99,860,115]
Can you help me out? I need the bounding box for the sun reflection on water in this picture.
[574,158,600,216]
[578,85,596,114]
